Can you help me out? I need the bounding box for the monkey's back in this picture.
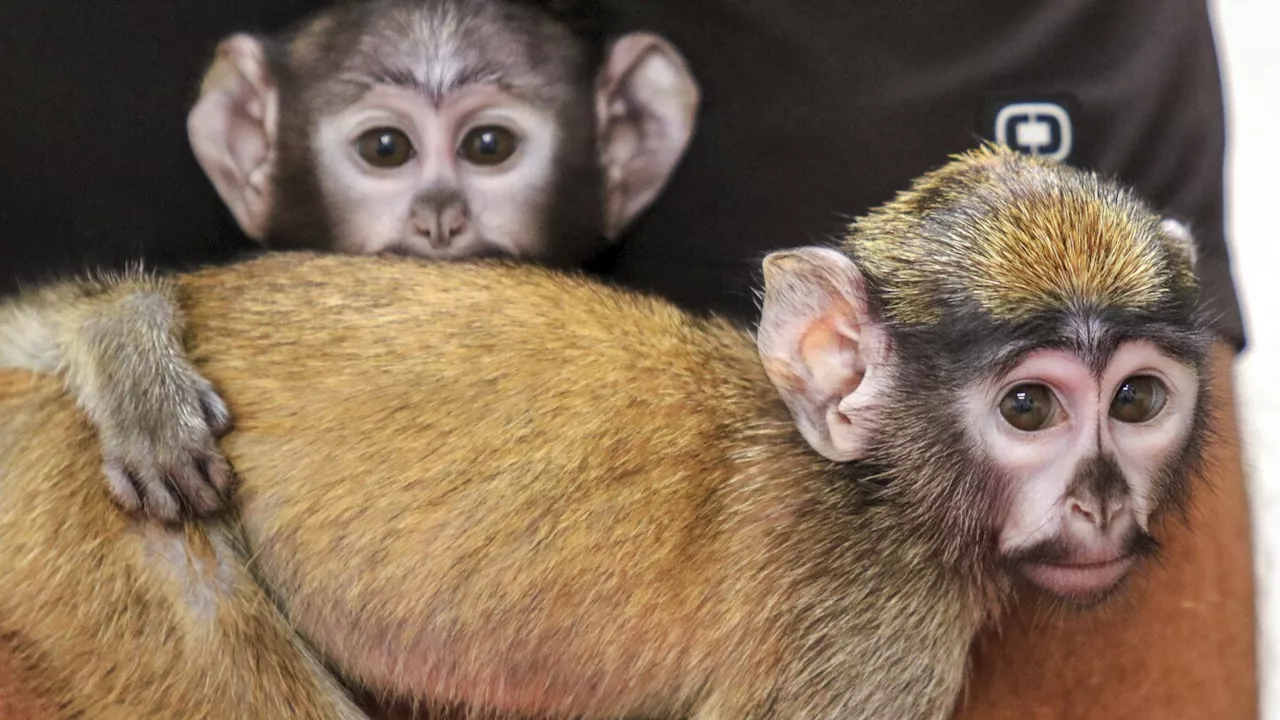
[178,253,820,715]
[169,253,972,719]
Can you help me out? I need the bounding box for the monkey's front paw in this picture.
[100,379,237,524]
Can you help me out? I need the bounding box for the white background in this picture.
[1210,1,1280,716]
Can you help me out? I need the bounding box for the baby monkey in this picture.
[193,0,698,261]
[0,0,699,521]
[0,148,1210,718]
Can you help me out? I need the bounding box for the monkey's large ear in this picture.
[757,247,891,462]
[187,34,279,242]
[596,33,700,240]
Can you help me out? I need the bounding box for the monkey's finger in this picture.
[102,459,143,515]
[200,453,239,498]
[199,385,234,438]
[129,465,183,524]
[168,462,225,516]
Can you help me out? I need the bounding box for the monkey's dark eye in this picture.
[1110,376,1167,424]
[999,384,1059,432]
[356,127,415,168]
[459,126,518,166]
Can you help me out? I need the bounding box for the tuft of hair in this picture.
[844,145,1201,328]
[277,0,606,102]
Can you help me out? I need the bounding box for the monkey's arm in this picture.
[0,369,367,720]
[0,272,234,522]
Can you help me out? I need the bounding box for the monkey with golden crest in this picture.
[0,0,699,524]
[0,147,1210,718]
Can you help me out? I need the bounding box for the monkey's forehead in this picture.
[882,302,1210,391]
[286,0,590,109]
[846,147,1200,327]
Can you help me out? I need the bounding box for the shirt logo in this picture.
[992,101,1074,161]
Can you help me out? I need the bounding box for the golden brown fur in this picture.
[852,146,1199,324]
[0,368,362,719]
[1,254,980,719]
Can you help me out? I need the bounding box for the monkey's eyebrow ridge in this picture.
[354,58,514,104]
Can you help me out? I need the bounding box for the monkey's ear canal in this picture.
[757,247,890,463]
[187,34,280,242]
[595,33,700,240]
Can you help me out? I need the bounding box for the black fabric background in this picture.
[0,0,1246,346]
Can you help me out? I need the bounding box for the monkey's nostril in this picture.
[1070,499,1099,526]
[442,205,469,240]
[415,205,469,248]
[1068,496,1127,533]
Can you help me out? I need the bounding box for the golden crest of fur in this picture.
[847,145,1199,325]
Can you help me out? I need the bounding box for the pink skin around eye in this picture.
[974,341,1199,603]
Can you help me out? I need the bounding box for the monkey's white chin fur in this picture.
[1020,556,1137,603]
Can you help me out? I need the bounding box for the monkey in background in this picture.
[192,0,699,263]
[0,0,699,523]
[0,148,1211,718]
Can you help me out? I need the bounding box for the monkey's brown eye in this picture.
[1110,376,1167,424]
[999,384,1059,432]
[459,125,518,166]
[356,127,415,168]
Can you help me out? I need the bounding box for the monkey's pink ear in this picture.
[1160,218,1199,269]
[596,33,700,240]
[187,34,279,242]
[757,247,891,462]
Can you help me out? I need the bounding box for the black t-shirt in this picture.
[0,0,1246,347]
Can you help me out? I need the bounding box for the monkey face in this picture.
[759,148,1212,610]
[312,82,566,260]
[967,340,1202,604]
[187,1,699,266]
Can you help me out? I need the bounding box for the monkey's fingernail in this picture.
[203,393,235,437]
[102,460,142,512]
[200,455,238,497]
[139,470,183,523]
[174,465,223,515]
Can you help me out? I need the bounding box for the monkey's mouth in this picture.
[1019,555,1136,604]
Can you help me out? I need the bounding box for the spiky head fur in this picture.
[848,145,1199,327]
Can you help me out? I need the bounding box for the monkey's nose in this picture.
[1066,495,1126,533]
[414,203,471,249]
